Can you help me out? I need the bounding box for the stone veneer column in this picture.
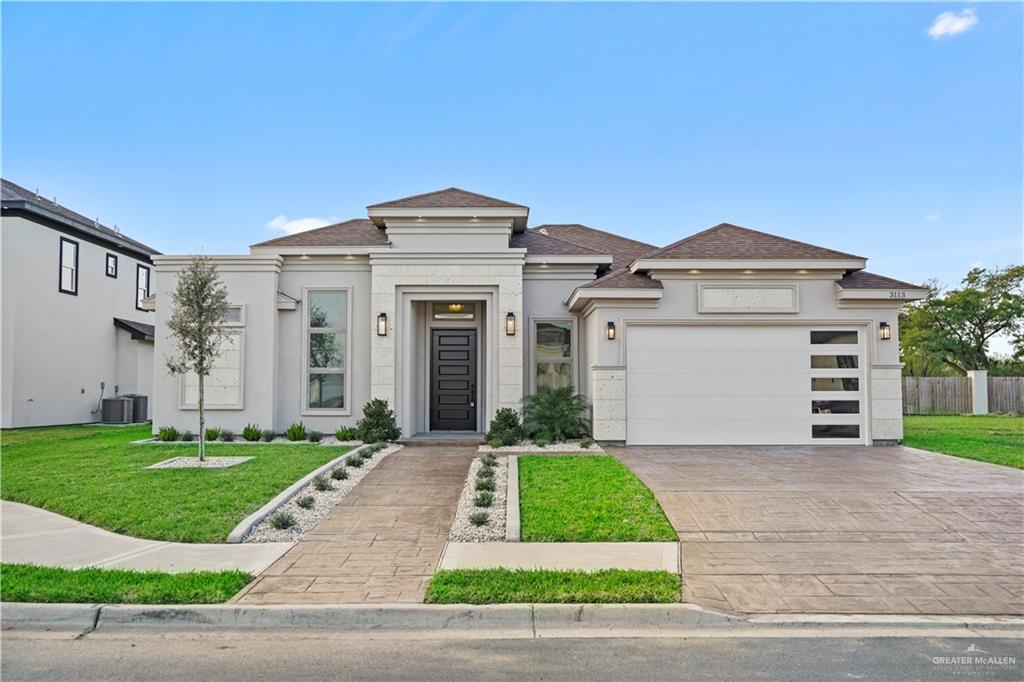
[591,366,626,442]
[870,366,903,443]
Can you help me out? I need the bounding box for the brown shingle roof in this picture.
[533,224,655,269]
[510,230,603,256]
[837,271,923,290]
[643,223,863,261]
[579,268,663,290]
[252,218,388,248]
[367,187,526,209]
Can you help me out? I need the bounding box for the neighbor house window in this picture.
[306,289,348,411]
[59,237,79,294]
[534,319,574,391]
[135,265,150,310]
[105,253,118,278]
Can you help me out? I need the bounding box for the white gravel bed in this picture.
[146,456,253,469]
[132,437,363,447]
[478,440,603,454]
[448,456,507,542]
[243,443,402,543]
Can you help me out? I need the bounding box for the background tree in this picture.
[165,257,230,461]
[899,265,1024,375]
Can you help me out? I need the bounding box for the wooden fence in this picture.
[902,376,1024,415]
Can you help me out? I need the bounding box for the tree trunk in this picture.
[198,373,206,462]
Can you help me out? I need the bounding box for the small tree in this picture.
[165,257,230,461]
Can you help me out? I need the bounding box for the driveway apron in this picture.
[611,445,1024,615]
[239,446,474,604]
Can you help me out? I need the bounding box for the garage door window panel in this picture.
[812,424,861,439]
[812,400,860,414]
[811,377,860,391]
[811,330,859,345]
[810,355,859,369]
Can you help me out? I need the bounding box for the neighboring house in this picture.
[151,187,927,446]
[1,179,160,428]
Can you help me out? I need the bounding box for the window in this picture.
[811,377,860,392]
[306,290,348,411]
[812,400,860,414]
[534,320,574,391]
[811,330,858,345]
[812,424,861,439]
[432,302,476,320]
[135,265,150,310]
[59,237,78,294]
[221,305,244,326]
[105,253,118,278]
[811,355,859,369]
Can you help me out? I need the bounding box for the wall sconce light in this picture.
[607,321,616,340]
[377,313,388,337]
[505,312,516,336]
[879,321,891,340]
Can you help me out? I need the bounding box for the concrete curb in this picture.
[226,443,394,543]
[505,455,520,542]
[4,602,1021,635]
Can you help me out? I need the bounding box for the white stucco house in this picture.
[150,187,927,446]
[2,179,159,428]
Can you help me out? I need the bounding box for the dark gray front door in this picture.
[430,329,477,431]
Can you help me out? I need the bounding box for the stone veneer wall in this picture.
[591,366,626,441]
[870,366,904,443]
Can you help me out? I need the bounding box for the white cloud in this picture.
[265,215,336,235]
[928,8,978,39]
[924,212,941,222]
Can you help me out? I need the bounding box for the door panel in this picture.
[431,329,477,431]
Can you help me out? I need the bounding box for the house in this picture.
[1,179,160,428]
[150,188,926,446]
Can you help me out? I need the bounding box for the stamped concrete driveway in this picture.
[611,445,1024,615]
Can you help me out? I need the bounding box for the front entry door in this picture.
[430,329,477,431]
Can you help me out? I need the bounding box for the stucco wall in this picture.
[1,216,155,428]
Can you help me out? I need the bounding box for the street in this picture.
[3,630,1022,681]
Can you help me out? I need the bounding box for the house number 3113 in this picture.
[888,291,907,299]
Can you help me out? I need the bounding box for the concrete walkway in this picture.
[1,501,292,575]
[439,542,679,572]
[238,445,475,604]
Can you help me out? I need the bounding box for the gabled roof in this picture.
[642,223,863,261]
[2,178,159,259]
[367,187,526,209]
[510,229,604,256]
[252,218,388,248]
[837,270,923,290]
[532,224,656,270]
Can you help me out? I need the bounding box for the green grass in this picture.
[0,563,250,604]
[903,415,1023,469]
[425,569,681,604]
[0,424,349,542]
[518,456,676,542]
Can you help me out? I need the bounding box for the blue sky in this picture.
[3,2,1021,291]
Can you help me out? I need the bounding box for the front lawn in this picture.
[518,456,676,542]
[903,415,1023,469]
[0,563,250,603]
[0,424,348,542]
[425,568,681,604]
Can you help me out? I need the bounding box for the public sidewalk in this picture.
[1,501,291,575]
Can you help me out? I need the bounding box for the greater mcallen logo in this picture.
[932,643,1018,673]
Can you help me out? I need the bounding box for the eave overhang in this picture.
[567,287,663,312]
[630,257,868,273]
[367,206,530,231]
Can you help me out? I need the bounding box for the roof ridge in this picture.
[533,223,657,250]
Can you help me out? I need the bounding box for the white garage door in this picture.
[626,325,866,445]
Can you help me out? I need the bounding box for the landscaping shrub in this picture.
[475,478,495,492]
[523,387,590,443]
[312,475,333,492]
[295,495,315,510]
[308,431,324,443]
[157,426,179,442]
[242,424,262,442]
[485,408,524,447]
[481,453,497,467]
[204,427,221,442]
[269,511,296,530]
[335,425,358,441]
[477,466,494,480]
[355,399,401,443]
[285,422,306,441]
[469,512,489,527]
[580,438,594,449]
[331,466,349,481]
[347,455,365,468]
[260,430,275,442]
[219,429,236,442]
[474,492,493,508]
[533,436,550,448]
[180,431,195,442]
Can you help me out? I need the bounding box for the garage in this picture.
[625,325,866,445]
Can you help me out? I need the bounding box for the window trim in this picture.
[135,264,151,311]
[301,286,352,416]
[105,253,118,278]
[530,317,578,393]
[58,237,79,295]
[178,329,245,410]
